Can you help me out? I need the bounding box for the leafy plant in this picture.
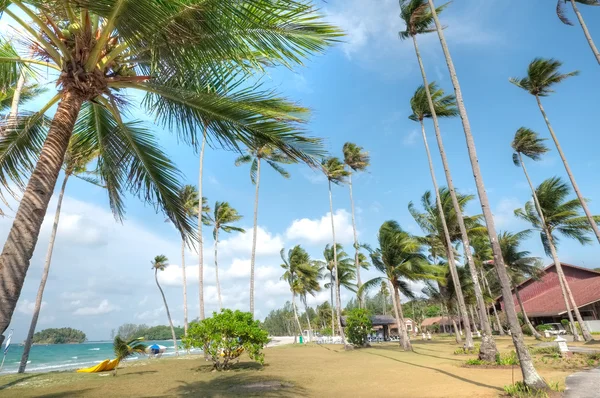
[503,381,549,397]
[345,308,372,348]
[112,336,146,376]
[496,351,520,366]
[454,343,481,355]
[536,324,552,332]
[465,358,483,365]
[529,345,560,355]
[184,310,269,371]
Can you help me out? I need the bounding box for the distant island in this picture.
[32,327,87,344]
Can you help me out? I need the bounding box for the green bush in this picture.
[529,345,560,355]
[496,351,519,366]
[453,343,481,355]
[503,381,549,397]
[345,308,372,347]
[321,327,333,337]
[465,358,483,365]
[183,309,269,371]
[535,324,552,332]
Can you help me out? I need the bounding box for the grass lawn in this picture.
[0,337,581,397]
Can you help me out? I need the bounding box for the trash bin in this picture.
[299,335,303,344]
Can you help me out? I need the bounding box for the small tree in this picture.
[112,336,146,376]
[345,308,372,348]
[184,310,269,371]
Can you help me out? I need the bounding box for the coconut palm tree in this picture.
[360,221,439,351]
[401,0,492,350]
[342,142,370,307]
[112,336,146,376]
[556,0,600,65]
[206,202,245,310]
[426,0,547,388]
[197,122,207,321]
[297,260,321,342]
[321,157,350,347]
[0,0,340,345]
[471,236,504,335]
[515,177,598,341]
[498,231,544,340]
[235,142,294,318]
[509,58,600,248]
[151,255,178,356]
[281,245,316,339]
[379,281,390,315]
[318,243,352,335]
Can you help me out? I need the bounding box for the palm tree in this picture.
[342,142,370,308]
[379,281,390,315]
[297,260,321,342]
[0,0,340,345]
[360,221,439,351]
[151,255,179,356]
[18,135,99,373]
[401,0,493,351]
[471,236,504,335]
[235,142,293,317]
[510,58,600,247]
[498,231,544,340]
[556,0,600,64]
[515,177,597,341]
[207,202,245,310]
[112,336,146,376]
[318,243,353,335]
[321,157,350,347]
[198,122,207,321]
[426,0,547,389]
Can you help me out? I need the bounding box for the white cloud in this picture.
[285,209,355,245]
[403,130,419,146]
[17,299,46,315]
[218,226,283,256]
[301,169,326,185]
[493,197,527,230]
[73,299,119,316]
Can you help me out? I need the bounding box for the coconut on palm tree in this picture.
[206,202,245,310]
[151,255,179,356]
[556,0,600,65]
[235,142,296,318]
[342,142,370,307]
[321,157,350,347]
[0,0,341,345]
[515,177,598,341]
[426,0,547,388]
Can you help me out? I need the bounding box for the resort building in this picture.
[341,315,415,340]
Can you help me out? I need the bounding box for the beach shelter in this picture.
[147,344,166,357]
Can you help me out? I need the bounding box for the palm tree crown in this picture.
[556,0,600,25]
[152,255,169,272]
[208,202,245,239]
[511,128,550,165]
[498,231,543,282]
[321,157,350,184]
[409,82,458,122]
[235,143,294,184]
[509,58,579,96]
[399,0,448,39]
[342,142,370,172]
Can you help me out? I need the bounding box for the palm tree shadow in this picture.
[0,374,42,390]
[371,345,463,362]
[35,389,94,398]
[122,370,159,376]
[366,352,503,392]
[193,362,269,373]
[172,373,307,397]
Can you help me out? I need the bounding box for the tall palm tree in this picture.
[401,0,492,353]
[498,231,544,340]
[426,0,547,389]
[510,58,600,247]
[342,142,370,307]
[297,260,321,342]
[380,281,390,315]
[207,202,245,310]
[360,221,439,351]
[235,142,294,318]
[0,0,340,345]
[281,245,316,338]
[198,122,207,321]
[18,135,99,373]
[321,157,350,347]
[151,255,178,356]
[318,243,353,335]
[556,0,600,65]
[515,177,597,341]
[471,236,504,335]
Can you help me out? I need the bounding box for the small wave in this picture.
[88,348,100,351]
[71,356,78,359]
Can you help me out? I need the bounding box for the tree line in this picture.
[111,323,185,342]
[31,327,86,344]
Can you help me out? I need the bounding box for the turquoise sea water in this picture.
[0,340,187,374]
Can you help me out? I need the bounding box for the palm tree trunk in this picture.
[292,291,302,337]
[214,228,222,310]
[518,153,588,341]
[5,70,26,133]
[155,269,179,356]
[513,280,542,340]
[416,115,475,351]
[198,128,207,320]
[304,301,313,342]
[482,269,504,335]
[427,1,547,389]
[469,305,478,333]
[330,270,335,335]
[249,158,260,318]
[570,0,600,65]
[382,293,386,315]
[348,172,362,308]
[0,90,83,345]
[535,95,600,246]
[18,174,69,373]
[452,317,461,344]
[413,34,492,351]
[181,239,188,336]
[392,284,412,350]
[328,180,348,347]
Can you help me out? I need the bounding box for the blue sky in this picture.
[3,0,600,341]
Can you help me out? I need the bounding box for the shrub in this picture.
[465,358,483,365]
[496,351,519,366]
[536,324,552,332]
[345,308,372,347]
[529,345,560,355]
[321,326,333,337]
[183,309,269,371]
[453,343,481,355]
[503,381,548,397]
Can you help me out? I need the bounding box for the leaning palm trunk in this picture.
[214,229,222,310]
[155,269,179,356]
[198,128,207,320]
[292,291,302,338]
[392,284,412,350]
[249,158,261,318]
[570,0,600,65]
[412,34,492,356]
[427,1,547,388]
[452,317,461,344]
[513,281,542,340]
[328,180,348,347]
[469,305,478,333]
[330,270,335,335]
[5,71,26,132]
[0,90,83,345]
[517,153,587,341]
[347,173,362,308]
[181,239,188,336]
[18,174,69,373]
[303,302,313,342]
[482,270,504,335]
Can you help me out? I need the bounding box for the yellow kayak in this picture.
[77,359,119,373]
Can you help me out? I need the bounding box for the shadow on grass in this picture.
[122,370,159,376]
[366,352,503,392]
[172,373,307,397]
[193,361,270,373]
[370,344,463,362]
[35,389,94,398]
[0,374,42,390]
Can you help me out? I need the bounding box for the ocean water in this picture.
[0,340,189,374]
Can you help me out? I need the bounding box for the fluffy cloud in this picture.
[285,209,355,245]
[218,227,284,256]
[73,299,119,316]
[17,299,46,315]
